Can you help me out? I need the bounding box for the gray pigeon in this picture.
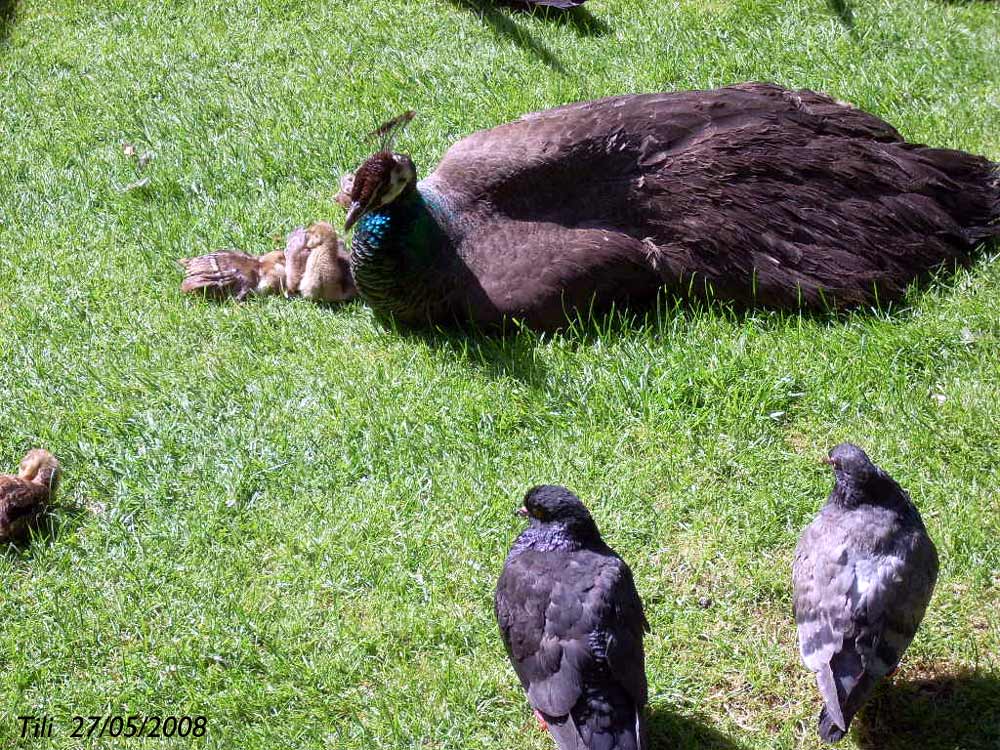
[495,485,649,750]
[792,444,939,743]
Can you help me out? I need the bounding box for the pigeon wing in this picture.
[793,515,857,731]
[854,524,939,673]
[495,550,588,717]
[792,516,855,671]
[603,558,650,708]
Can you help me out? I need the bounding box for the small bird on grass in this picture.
[178,223,356,303]
[0,450,60,543]
[793,443,939,743]
[178,249,287,301]
[495,485,649,750]
[284,221,357,303]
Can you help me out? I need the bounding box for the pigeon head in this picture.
[823,443,885,506]
[343,151,418,231]
[824,443,875,481]
[518,485,601,538]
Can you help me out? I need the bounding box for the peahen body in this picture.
[345,82,999,330]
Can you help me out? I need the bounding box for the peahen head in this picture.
[343,151,418,231]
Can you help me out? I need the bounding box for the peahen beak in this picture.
[344,201,364,231]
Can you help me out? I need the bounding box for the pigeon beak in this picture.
[344,201,364,231]
[515,506,529,517]
[821,455,835,466]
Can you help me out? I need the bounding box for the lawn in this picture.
[1,0,998,748]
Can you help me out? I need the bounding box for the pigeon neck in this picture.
[830,470,910,512]
[509,523,602,557]
[349,187,453,321]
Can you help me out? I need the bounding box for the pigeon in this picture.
[0,450,60,543]
[495,485,649,750]
[792,443,939,743]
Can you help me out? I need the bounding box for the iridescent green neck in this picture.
[349,188,453,323]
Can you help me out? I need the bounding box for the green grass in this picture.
[1,0,998,748]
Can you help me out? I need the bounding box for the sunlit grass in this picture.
[1,0,997,748]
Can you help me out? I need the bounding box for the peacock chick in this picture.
[335,173,355,209]
[283,227,310,296]
[178,249,287,301]
[297,221,357,303]
[0,450,60,543]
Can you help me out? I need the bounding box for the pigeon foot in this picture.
[533,709,548,731]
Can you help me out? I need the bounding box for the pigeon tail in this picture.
[635,707,648,750]
[544,708,643,750]
[817,664,880,744]
[545,714,586,750]
[815,663,847,738]
[818,705,848,743]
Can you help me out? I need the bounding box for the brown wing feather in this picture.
[422,82,997,314]
[179,251,262,298]
[0,475,50,542]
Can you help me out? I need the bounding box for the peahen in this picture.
[343,83,999,330]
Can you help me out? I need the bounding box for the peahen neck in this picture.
[349,187,453,322]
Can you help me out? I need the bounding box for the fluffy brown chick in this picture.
[283,227,310,297]
[298,221,357,302]
[335,173,355,208]
[0,449,60,543]
[178,250,287,301]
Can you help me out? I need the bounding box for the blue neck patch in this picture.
[358,211,391,242]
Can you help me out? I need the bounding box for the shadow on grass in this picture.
[394,320,552,386]
[1,0,17,45]
[647,704,747,749]
[554,6,610,37]
[826,0,854,29]
[1,503,87,556]
[371,292,844,386]
[855,669,1000,750]
[504,1,611,37]
[448,0,568,72]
